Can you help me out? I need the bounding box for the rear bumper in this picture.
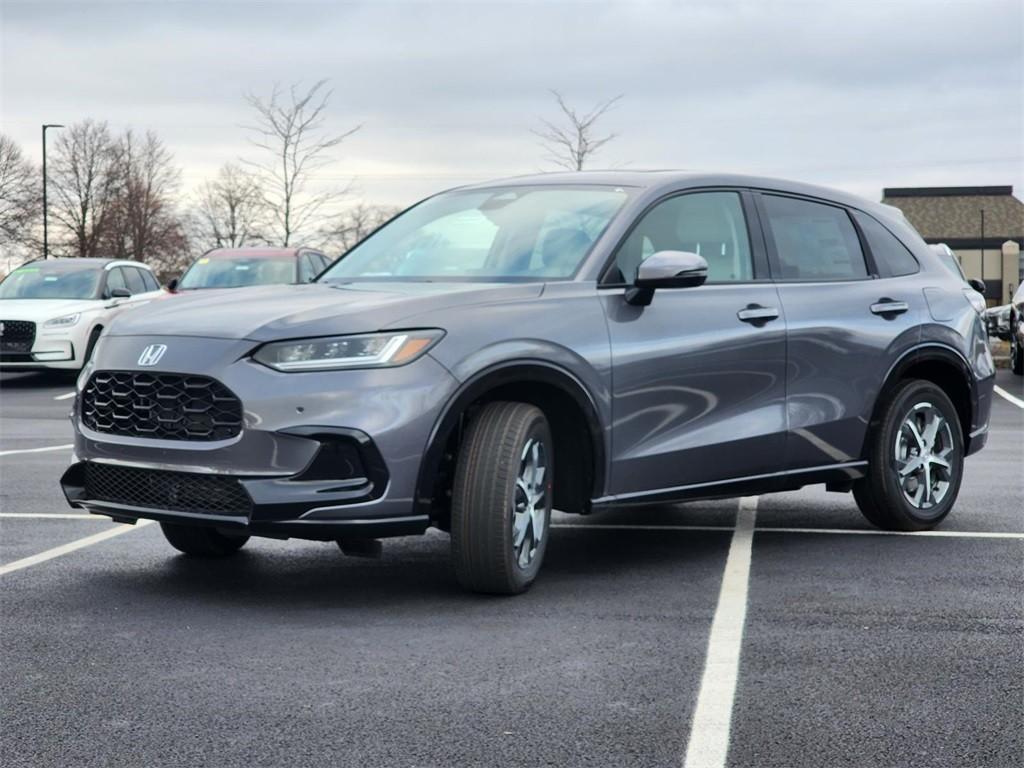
[966,370,995,457]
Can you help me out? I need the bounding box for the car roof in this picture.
[204,248,310,259]
[456,170,890,217]
[21,257,153,271]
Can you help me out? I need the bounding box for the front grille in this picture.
[0,320,36,353]
[84,462,252,516]
[81,371,243,441]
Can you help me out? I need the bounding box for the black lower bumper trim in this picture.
[73,498,429,541]
[61,442,416,540]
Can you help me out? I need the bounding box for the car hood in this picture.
[105,281,545,341]
[0,298,99,322]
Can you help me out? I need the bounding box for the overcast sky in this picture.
[2,0,1022,212]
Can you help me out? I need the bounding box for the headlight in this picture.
[44,313,81,328]
[252,330,444,372]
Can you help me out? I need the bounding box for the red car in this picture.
[169,247,332,292]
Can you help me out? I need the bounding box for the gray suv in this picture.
[61,172,995,594]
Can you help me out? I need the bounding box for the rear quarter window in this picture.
[853,211,919,277]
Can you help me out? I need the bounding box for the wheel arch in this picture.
[80,323,104,365]
[867,343,976,456]
[414,360,606,521]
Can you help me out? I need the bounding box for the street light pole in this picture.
[42,123,64,259]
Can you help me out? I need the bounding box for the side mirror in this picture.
[968,278,986,294]
[109,287,131,299]
[625,250,708,307]
[167,278,179,292]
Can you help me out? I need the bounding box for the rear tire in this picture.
[450,402,553,595]
[853,379,964,531]
[160,522,249,557]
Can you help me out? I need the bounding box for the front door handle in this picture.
[737,305,780,324]
[870,300,909,316]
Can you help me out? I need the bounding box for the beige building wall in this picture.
[953,244,1020,305]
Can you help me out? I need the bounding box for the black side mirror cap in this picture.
[167,278,179,292]
[968,278,986,294]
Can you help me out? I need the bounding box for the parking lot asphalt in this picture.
[1,369,1021,768]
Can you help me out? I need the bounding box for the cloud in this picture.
[2,0,1021,208]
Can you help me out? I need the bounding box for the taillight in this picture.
[962,288,986,315]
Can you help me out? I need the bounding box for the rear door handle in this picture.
[870,300,909,316]
[737,305,780,324]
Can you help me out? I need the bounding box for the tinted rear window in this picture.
[141,270,160,291]
[853,211,918,277]
[124,267,146,294]
[762,195,868,281]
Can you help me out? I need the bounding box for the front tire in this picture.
[160,522,249,557]
[450,402,553,595]
[853,379,964,531]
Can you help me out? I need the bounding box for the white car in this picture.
[0,258,164,372]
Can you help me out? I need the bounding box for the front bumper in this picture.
[0,325,83,369]
[63,334,460,538]
[61,429,426,539]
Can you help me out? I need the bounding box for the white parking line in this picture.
[682,495,757,768]
[760,526,1024,539]
[53,391,77,401]
[552,523,735,532]
[0,513,98,520]
[551,523,1024,539]
[0,444,73,457]
[994,385,1024,409]
[0,520,153,577]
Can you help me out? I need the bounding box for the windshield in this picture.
[0,262,102,300]
[178,256,297,289]
[320,185,631,282]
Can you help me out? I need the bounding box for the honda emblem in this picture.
[137,344,168,367]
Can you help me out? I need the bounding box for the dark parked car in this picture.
[61,172,995,594]
[1010,283,1023,375]
[984,304,1011,340]
[169,247,332,291]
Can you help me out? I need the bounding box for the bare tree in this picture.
[319,202,399,254]
[101,129,185,267]
[49,120,120,258]
[0,133,39,254]
[533,90,623,171]
[191,163,265,250]
[243,80,360,246]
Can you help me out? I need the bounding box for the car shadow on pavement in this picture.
[0,370,76,389]
[85,527,731,612]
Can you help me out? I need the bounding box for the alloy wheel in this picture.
[894,401,956,512]
[511,437,548,568]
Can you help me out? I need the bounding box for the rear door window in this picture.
[761,195,868,281]
[298,254,318,282]
[123,267,146,295]
[852,211,919,277]
[140,269,160,291]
